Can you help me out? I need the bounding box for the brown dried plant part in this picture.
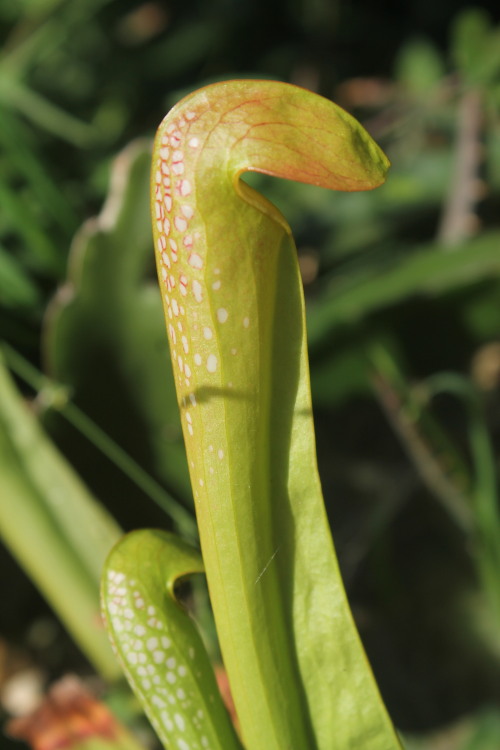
[6,675,140,750]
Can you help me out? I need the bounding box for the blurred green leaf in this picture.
[308,231,500,349]
[450,8,500,87]
[0,347,121,679]
[396,39,444,97]
[43,139,192,515]
[0,246,40,309]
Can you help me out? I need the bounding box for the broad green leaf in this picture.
[148,80,400,749]
[101,529,242,750]
[42,139,192,512]
[0,349,121,679]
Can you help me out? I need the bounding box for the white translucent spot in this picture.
[206,354,217,373]
[185,110,196,120]
[217,308,228,323]
[153,650,166,663]
[181,335,189,354]
[203,327,213,340]
[183,234,193,248]
[172,150,183,162]
[164,195,172,212]
[189,393,197,406]
[218,449,224,460]
[175,216,187,232]
[163,218,171,235]
[187,423,193,436]
[176,688,186,700]
[189,137,199,148]
[166,671,177,684]
[124,608,134,619]
[189,253,203,269]
[194,353,202,366]
[174,713,186,731]
[172,299,179,317]
[161,710,174,731]
[212,280,221,290]
[167,657,177,669]
[159,147,169,159]
[179,180,192,196]
[243,317,250,328]
[231,348,237,355]
[137,666,147,676]
[161,636,172,648]
[134,625,146,635]
[172,161,184,175]
[126,652,138,665]
[184,363,192,378]
[152,695,167,709]
[141,678,151,690]
[192,280,203,302]
[147,637,158,651]
[181,204,193,219]
[177,739,189,750]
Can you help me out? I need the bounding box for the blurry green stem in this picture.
[370,343,473,532]
[0,79,97,146]
[423,373,500,625]
[2,343,197,542]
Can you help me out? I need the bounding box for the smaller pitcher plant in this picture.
[101,80,401,750]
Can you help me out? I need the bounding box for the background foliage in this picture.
[2,0,500,748]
